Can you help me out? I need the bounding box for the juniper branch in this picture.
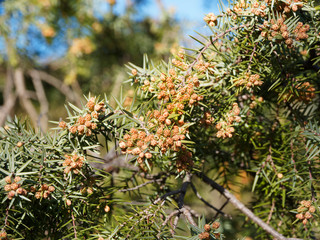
[190,182,230,218]
[184,23,250,83]
[196,172,303,240]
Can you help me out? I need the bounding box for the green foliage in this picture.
[0,115,114,239]
[177,217,222,240]
[1,0,320,239]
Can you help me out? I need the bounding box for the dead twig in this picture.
[178,173,191,208]
[267,199,275,225]
[14,68,38,127]
[71,211,77,239]
[190,182,230,218]
[34,70,81,105]
[196,172,303,240]
[29,70,49,131]
[0,94,16,126]
[181,207,197,226]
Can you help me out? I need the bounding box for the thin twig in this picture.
[290,139,298,173]
[267,199,275,225]
[178,173,191,208]
[34,70,81,105]
[14,68,39,127]
[162,173,196,234]
[4,66,14,102]
[89,148,138,172]
[140,172,170,180]
[190,182,230,218]
[162,210,179,226]
[1,207,9,232]
[181,207,197,226]
[267,145,277,173]
[196,172,303,240]
[0,94,16,126]
[162,206,198,229]
[184,205,200,218]
[213,199,230,220]
[71,211,77,239]
[171,214,180,235]
[153,189,181,205]
[119,179,163,192]
[29,70,49,131]
[0,67,17,126]
[87,153,114,162]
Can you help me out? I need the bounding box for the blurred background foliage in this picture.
[0,0,181,130]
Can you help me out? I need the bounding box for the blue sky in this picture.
[109,0,223,48]
[94,0,221,23]
[124,0,219,21]
[112,0,221,33]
